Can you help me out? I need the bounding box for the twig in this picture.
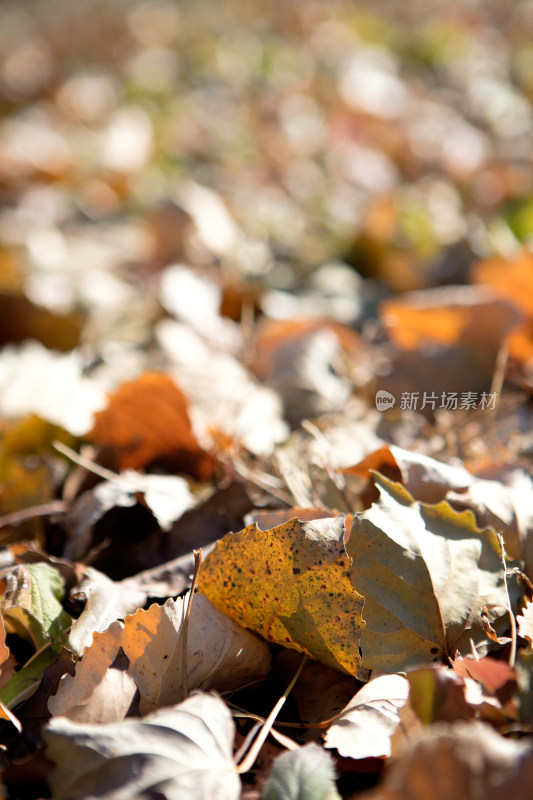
[181,549,203,700]
[52,440,118,482]
[236,654,308,774]
[230,701,356,731]
[498,533,517,667]
[0,501,67,530]
[490,340,508,400]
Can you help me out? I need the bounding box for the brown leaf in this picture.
[368,722,533,800]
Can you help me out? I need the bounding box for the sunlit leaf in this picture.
[199,516,365,676]
[45,693,241,800]
[348,474,513,671]
[324,673,409,759]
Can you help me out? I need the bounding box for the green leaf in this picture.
[2,563,71,651]
[348,473,513,672]
[262,744,341,800]
[0,645,59,709]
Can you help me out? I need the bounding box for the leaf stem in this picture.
[497,534,517,667]
[181,549,203,700]
[0,501,67,530]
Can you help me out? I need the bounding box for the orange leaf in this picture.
[472,251,533,320]
[380,286,520,351]
[87,372,215,479]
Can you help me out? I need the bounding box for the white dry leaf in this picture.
[50,595,270,722]
[120,471,196,531]
[384,445,472,504]
[158,319,288,455]
[50,623,137,724]
[324,673,409,759]
[45,693,240,800]
[0,341,108,435]
[67,567,147,656]
[122,595,271,714]
[517,600,533,648]
[447,467,533,564]
[160,263,241,353]
[263,743,341,800]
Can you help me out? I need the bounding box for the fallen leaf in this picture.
[198,516,365,676]
[380,285,521,352]
[67,566,147,656]
[262,743,341,800]
[407,664,474,725]
[377,286,522,403]
[275,649,360,727]
[446,466,533,564]
[121,594,270,714]
[345,445,472,504]
[452,655,516,695]
[158,319,289,456]
[49,625,138,724]
[252,318,360,425]
[368,721,533,800]
[117,546,215,599]
[324,673,409,759]
[348,474,513,672]
[0,646,62,709]
[87,371,215,479]
[63,471,196,562]
[471,250,533,319]
[44,693,241,800]
[0,292,82,351]
[0,342,108,436]
[0,614,10,669]
[517,600,533,647]
[50,594,270,720]
[0,563,71,651]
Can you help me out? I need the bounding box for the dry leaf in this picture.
[45,693,240,800]
[472,250,533,319]
[407,664,475,725]
[50,594,270,720]
[345,445,472,504]
[517,600,533,647]
[368,721,533,800]
[325,673,409,759]
[88,371,215,479]
[49,624,137,724]
[0,342,108,436]
[198,516,365,676]
[120,595,270,714]
[348,474,512,672]
[262,743,341,800]
[158,319,288,456]
[380,285,521,352]
[252,318,360,424]
[67,566,147,656]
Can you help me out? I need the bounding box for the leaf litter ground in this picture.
[2,1,533,798]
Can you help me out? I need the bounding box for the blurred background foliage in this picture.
[1,0,532,311]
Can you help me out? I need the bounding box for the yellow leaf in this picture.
[198,516,365,676]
